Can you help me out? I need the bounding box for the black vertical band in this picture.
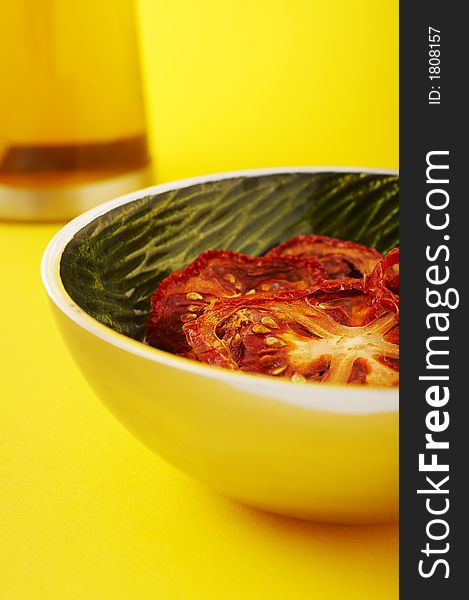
[400,2,466,596]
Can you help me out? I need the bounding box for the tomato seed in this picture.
[261,316,278,328]
[265,336,286,347]
[186,292,203,300]
[252,324,270,334]
[271,366,287,375]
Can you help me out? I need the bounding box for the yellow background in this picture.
[139,0,398,182]
[0,1,398,598]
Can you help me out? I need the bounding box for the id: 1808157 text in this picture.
[428,27,441,105]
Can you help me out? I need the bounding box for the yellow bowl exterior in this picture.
[50,301,398,524]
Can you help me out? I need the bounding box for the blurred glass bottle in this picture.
[0,0,152,221]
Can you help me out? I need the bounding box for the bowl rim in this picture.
[41,166,399,415]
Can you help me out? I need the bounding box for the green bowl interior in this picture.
[60,171,399,342]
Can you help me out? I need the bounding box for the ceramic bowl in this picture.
[41,167,399,523]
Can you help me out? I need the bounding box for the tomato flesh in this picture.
[146,250,323,353]
[266,234,382,279]
[366,247,399,295]
[183,281,399,386]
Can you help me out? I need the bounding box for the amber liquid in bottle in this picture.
[0,137,149,187]
[0,0,151,220]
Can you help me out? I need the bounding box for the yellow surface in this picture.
[1,1,398,598]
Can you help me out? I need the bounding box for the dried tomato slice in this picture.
[183,281,399,386]
[366,247,399,295]
[266,235,382,279]
[146,250,323,354]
